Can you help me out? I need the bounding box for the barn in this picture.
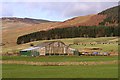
[20,41,76,56]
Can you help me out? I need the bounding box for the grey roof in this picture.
[36,41,67,47]
[21,41,73,52]
[21,47,40,51]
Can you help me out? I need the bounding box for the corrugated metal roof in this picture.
[36,41,67,47]
[21,41,70,51]
[37,42,53,47]
[21,47,40,51]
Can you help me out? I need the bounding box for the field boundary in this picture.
[1,60,118,66]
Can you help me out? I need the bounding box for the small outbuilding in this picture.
[20,47,40,56]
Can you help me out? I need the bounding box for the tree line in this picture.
[17,26,119,44]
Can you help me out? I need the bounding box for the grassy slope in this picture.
[71,44,118,52]
[2,37,118,53]
[2,64,118,78]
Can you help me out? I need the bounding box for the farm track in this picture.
[0,60,118,66]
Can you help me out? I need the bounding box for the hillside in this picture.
[2,15,96,47]
[2,19,59,47]
[2,37,118,54]
[1,5,119,48]
[98,5,119,26]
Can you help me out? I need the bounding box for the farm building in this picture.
[20,41,76,56]
[20,47,40,56]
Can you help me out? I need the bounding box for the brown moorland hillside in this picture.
[98,5,119,26]
[2,5,119,48]
[1,14,110,48]
[2,15,96,47]
[2,20,59,47]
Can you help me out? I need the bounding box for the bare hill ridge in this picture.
[1,17,54,24]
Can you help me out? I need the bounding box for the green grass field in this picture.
[2,56,118,62]
[2,64,118,78]
[70,44,118,52]
[2,56,118,78]
[2,37,119,78]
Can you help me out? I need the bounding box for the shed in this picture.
[20,47,40,56]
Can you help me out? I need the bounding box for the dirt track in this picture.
[0,60,118,66]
